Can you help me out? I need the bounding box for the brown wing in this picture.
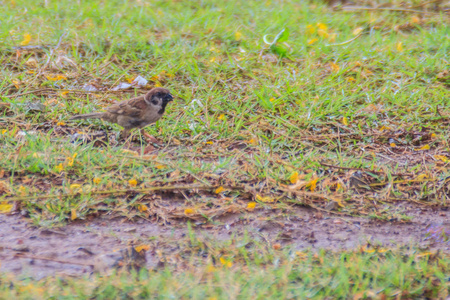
[106,96,146,118]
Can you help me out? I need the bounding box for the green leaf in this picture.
[270,44,287,57]
[273,28,289,44]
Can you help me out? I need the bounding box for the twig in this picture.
[326,32,364,47]
[412,0,441,8]
[3,88,143,98]
[2,88,56,98]
[117,155,212,186]
[341,6,441,15]
[14,253,93,267]
[2,184,244,202]
[278,187,339,202]
[43,31,68,69]
[319,162,415,177]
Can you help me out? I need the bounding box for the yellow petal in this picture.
[390,143,396,147]
[317,29,329,38]
[235,31,242,41]
[307,38,318,45]
[218,114,225,120]
[93,177,101,184]
[135,245,150,252]
[138,204,149,212]
[289,171,299,184]
[128,179,137,187]
[219,257,233,268]
[46,75,67,81]
[71,208,77,220]
[396,42,403,52]
[434,155,449,163]
[55,163,64,172]
[184,208,195,215]
[247,138,258,145]
[20,33,31,46]
[18,186,27,196]
[329,62,340,72]
[70,184,81,190]
[256,194,275,203]
[416,174,428,180]
[317,23,328,31]
[306,178,318,192]
[306,24,316,34]
[411,16,420,24]
[415,144,430,151]
[342,116,348,126]
[352,27,363,35]
[247,202,256,210]
[0,202,13,214]
[215,186,225,194]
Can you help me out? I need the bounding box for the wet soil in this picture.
[0,204,449,279]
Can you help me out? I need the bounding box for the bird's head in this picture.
[144,87,173,114]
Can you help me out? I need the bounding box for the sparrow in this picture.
[69,87,173,141]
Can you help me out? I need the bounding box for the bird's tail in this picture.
[69,112,104,120]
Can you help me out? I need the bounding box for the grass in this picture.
[0,0,449,297]
[1,236,449,299]
[1,0,448,225]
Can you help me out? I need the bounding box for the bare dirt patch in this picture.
[1,203,449,279]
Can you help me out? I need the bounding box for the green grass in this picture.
[0,0,449,297]
[1,1,449,224]
[1,238,449,299]
[2,0,448,225]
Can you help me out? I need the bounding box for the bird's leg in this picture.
[140,129,160,144]
[120,129,133,146]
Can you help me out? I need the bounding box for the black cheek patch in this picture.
[158,101,169,114]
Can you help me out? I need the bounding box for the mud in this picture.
[0,204,449,279]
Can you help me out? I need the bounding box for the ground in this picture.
[0,0,450,298]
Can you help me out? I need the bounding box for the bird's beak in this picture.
[166,94,174,102]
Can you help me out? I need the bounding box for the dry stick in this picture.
[412,0,441,8]
[4,185,243,202]
[3,88,139,98]
[14,253,93,267]
[43,31,68,69]
[117,155,212,186]
[278,187,339,202]
[319,162,415,177]
[326,32,364,47]
[281,192,346,216]
[341,6,441,15]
